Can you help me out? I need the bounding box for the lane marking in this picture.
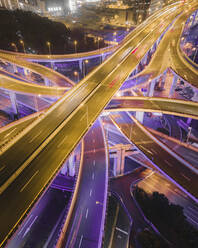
[79,235,83,248]
[57,136,67,148]
[164,160,173,167]
[85,208,89,219]
[115,227,128,235]
[90,189,92,197]
[20,170,39,192]
[18,214,33,235]
[80,113,86,122]
[29,131,42,143]
[181,173,191,181]
[92,173,95,180]
[22,216,38,238]
[4,128,16,138]
[0,165,5,173]
[139,145,153,155]
[93,160,95,166]
[93,139,95,143]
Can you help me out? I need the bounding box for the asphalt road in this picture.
[58,119,108,248]
[0,3,190,246]
[137,172,198,229]
[110,112,198,202]
[110,168,153,247]
[107,96,198,120]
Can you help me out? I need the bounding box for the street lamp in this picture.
[11,43,18,52]
[74,40,77,53]
[46,41,51,55]
[74,71,79,82]
[20,40,26,53]
[83,59,89,77]
[46,41,54,69]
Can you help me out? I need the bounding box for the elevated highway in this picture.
[0,1,197,246]
[106,96,198,120]
[0,50,74,87]
[110,112,198,203]
[0,73,68,97]
[0,3,185,246]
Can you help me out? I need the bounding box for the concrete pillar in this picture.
[169,74,178,97]
[192,14,196,27]
[79,59,83,73]
[24,68,29,76]
[68,153,75,177]
[34,96,39,112]
[9,91,18,118]
[113,148,125,176]
[187,118,192,125]
[13,64,18,73]
[113,157,117,176]
[147,80,156,97]
[50,62,55,70]
[136,111,144,124]
[61,161,68,175]
[101,53,105,63]
[120,149,125,174]
[143,53,148,65]
[44,77,50,86]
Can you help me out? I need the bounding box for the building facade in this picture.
[0,0,45,13]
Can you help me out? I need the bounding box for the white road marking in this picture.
[18,214,33,235]
[20,170,39,192]
[94,149,95,153]
[29,131,42,143]
[93,160,95,166]
[187,215,198,225]
[22,216,38,238]
[0,165,5,173]
[85,208,89,219]
[181,173,191,181]
[92,173,95,180]
[57,136,67,148]
[4,128,16,138]
[165,160,173,167]
[79,235,83,247]
[139,145,153,155]
[115,227,128,235]
[80,113,86,122]
[90,189,92,197]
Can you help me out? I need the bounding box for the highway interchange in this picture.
[0,0,198,247]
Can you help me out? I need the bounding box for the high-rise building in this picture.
[0,0,44,13]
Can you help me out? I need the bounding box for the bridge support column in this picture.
[169,74,178,97]
[24,68,30,76]
[147,79,156,97]
[44,77,50,86]
[50,62,55,70]
[135,111,144,124]
[113,148,125,176]
[34,96,39,112]
[79,59,83,73]
[101,53,105,63]
[13,64,18,73]
[61,161,68,175]
[68,152,76,177]
[187,118,192,125]
[143,52,148,66]
[9,91,19,119]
